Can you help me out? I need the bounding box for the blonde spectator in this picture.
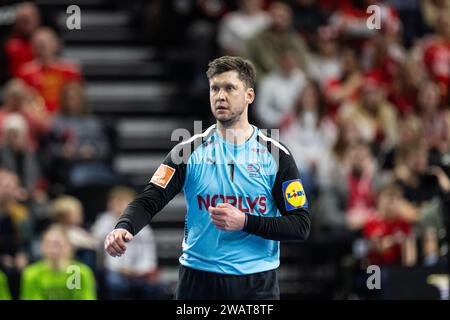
[50,196,96,269]
[421,0,450,30]
[20,225,96,300]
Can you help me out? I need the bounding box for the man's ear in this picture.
[246,88,255,104]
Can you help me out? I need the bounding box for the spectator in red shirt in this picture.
[18,27,82,114]
[4,2,41,78]
[421,12,450,99]
[345,142,380,231]
[363,184,418,266]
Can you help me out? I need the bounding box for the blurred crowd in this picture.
[0,0,449,299]
[0,1,168,300]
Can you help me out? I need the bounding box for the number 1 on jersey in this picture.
[228,161,234,183]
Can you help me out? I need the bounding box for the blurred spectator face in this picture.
[399,118,422,146]
[0,170,26,202]
[14,2,41,38]
[239,0,262,12]
[342,119,361,146]
[298,83,319,112]
[62,209,83,226]
[3,79,28,110]
[41,227,73,263]
[61,82,87,116]
[417,82,441,113]
[377,185,402,218]
[341,49,359,74]
[361,81,382,111]
[318,38,338,57]
[269,2,293,32]
[436,11,450,38]
[108,196,132,217]
[32,28,59,61]
[317,26,339,57]
[400,59,421,88]
[405,148,428,174]
[209,71,254,124]
[107,187,135,216]
[349,143,372,174]
[279,50,298,74]
[2,114,29,152]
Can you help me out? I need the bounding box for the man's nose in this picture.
[218,89,226,99]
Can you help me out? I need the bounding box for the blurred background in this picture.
[0,0,449,300]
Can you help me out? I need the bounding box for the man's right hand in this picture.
[104,229,134,257]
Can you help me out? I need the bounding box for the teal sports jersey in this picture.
[117,124,310,275]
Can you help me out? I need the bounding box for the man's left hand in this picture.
[208,203,246,231]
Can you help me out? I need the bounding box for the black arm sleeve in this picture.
[243,143,311,241]
[115,145,187,235]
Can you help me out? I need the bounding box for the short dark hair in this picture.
[206,56,256,89]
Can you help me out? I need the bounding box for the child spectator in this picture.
[20,225,96,299]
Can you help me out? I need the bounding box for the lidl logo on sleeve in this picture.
[282,179,308,210]
[150,164,175,189]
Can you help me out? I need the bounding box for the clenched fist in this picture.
[208,202,246,231]
[104,228,134,257]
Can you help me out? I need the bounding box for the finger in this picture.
[208,206,217,214]
[106,241,120,257]
[209,207,227,216]
[113,234,127,251]
[210,216,224,225]
[210,216,226,229]
[109,241,126,256]
[212,219,226,230]
[123,232,134,242]
[216,202,227,208]
[105,241,120,257]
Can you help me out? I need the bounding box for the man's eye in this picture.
[211,87,219,92]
